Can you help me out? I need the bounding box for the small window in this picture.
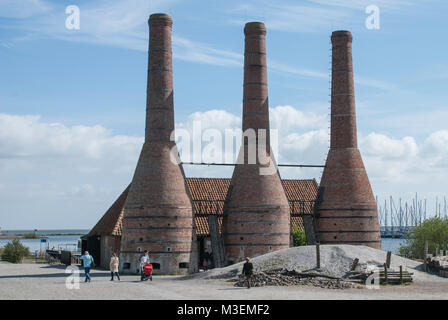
[139,238,143,242]
[166,247,171,252]
[240,237,244,241]
[123,263,131,269]
[137,247,142,252]
[179,262,189,269]
[152,263,161,270]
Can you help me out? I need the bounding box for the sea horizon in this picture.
[0,229,89,235]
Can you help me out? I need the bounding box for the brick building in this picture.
[83,15,380,273]
[83,178,318,271]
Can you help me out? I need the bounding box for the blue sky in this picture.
[1,0,448,229]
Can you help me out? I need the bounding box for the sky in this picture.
[0,0,447,229]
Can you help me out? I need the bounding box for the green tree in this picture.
[1,239,30,263]
[292,226,307,247]
[399,217,448,258]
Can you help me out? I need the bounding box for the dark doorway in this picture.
[86,235,101,267]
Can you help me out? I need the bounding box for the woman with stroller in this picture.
[139,250,152,281]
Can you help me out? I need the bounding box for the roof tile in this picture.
[88,178,318,237]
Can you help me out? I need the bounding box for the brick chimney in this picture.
[315,31,381,249]
[223,22,291,264]
[120,14,197,274]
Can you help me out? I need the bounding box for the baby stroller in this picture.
[141,263,153,281]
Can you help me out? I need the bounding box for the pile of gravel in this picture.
[199,245,433,282]
[234,269,359,289]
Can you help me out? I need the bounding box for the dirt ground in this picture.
[0,262,447,300]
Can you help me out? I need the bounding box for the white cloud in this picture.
[1,104,447,228]
[0,113,142,229]
[421,130,448,168]
[270,105,327,130]
[0,113,142,161]
[361,133,419,159]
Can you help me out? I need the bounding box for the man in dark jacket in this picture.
[242,257,253,289]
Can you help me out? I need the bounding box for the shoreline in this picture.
[0,234,86,239]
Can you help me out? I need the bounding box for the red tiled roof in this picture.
[195,216,223,237]
[88,178,318,237]
[282,179,318,202]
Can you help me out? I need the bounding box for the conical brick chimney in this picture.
[223,22,291,264]
[315,31,381,249]
[119,14,196,274]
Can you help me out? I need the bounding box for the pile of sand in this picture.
[192,245,445,283]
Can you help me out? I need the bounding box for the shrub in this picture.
[399,217,448,259]
[1,239,30,263]
[292,226,307,247]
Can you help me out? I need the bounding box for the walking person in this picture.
[79,251,94,283]
[139,250,151,281]
[242,257,253,289]
[110,252,120,281]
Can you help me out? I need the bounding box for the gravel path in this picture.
[0,245,447,300]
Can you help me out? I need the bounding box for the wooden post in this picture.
[386,251,392,269]
[384,263,388,285]
[316,243,321,269]
[399,265,403,285]
[424,240,428,272]
[350,258,359,271]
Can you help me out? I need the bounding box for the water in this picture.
[381,238,407,254]
[0,230,88,254]
[0,229,407,255]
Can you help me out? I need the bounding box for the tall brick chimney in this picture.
[120,14,196,274]
[315,31,381,249]
[223,22,291,264]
